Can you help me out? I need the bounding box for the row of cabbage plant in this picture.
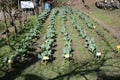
[74,9,96,29]
[67,8,97,56]
[38,8,59,62]
[6,9,50,65]
[59,7,73,59]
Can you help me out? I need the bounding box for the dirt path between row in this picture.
[53,15,64,63]
[65,15,92,61]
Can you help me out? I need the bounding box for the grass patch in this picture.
[89,5,120,28]
[0,45,14,58]
[0,20,5,33]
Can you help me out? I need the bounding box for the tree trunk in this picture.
[33,0,39,16]
[18,10,24,29]
[41,0,44,10]
[11,17,18,35]
[8,9,18,35]
[2,8,9,43]
[54,0,57,7]
[18,0,20,9]
[19,19,23,29]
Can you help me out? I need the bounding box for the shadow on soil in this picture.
[0,55,38,80]
[1,52,120,80]
[49,54,120,80]
[23,74,46,80]
[97,73,120,80]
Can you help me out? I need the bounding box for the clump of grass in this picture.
[0,20,5,33]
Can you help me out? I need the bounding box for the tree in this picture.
[0,0,9,42]
[0,0,19,36]
[31,0,40,16]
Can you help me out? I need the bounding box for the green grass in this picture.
[0,45,13,57]
[0,19,14,33]
[89,5,120,28]
[0,20,5,33]
[92,11,120,27]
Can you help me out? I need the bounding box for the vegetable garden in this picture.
[0,6,120,80]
